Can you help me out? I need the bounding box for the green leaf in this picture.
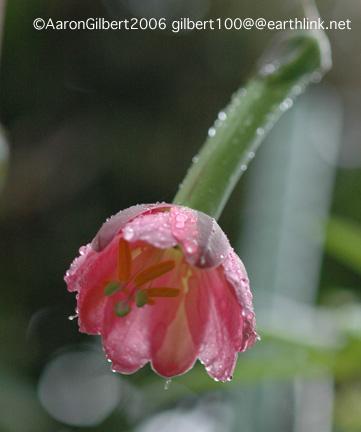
[173,31,331,219]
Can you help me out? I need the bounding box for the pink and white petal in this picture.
[150,296,199,378]
[102,297,152,374]
[168,206,232,269]
[198,268,248,381]
[92,203,172,252]
[222,251,258,350]
[169,207,199,261]
[184,274,209,348]
[72,236,119,334]
[194,212,231,268]
[199,302,238,382]
[65,244,95,292]
[122,212,178,250]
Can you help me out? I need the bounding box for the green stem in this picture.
[173,31,331,219]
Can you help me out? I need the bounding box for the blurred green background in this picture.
[0,1,360,431]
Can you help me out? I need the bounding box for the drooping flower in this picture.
[65,203,258,382]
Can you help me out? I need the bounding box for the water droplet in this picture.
[208,127,216,137]
[124,227,134,241]
[248,151,255,159]
[185,243,196,254]
[261,63,276,75]
[256,127,264,136]
[280,98,293,111]
[164,379,172,390]
[240,164,247,172]
[192,155,199,164]
[68,314,78,321]
[218,111,227,121]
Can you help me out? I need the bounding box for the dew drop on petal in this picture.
[123,227,134,241]
[199,256,206,266]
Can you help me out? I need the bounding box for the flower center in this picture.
[104,239,185,317]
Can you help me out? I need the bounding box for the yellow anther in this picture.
[118,239,132,282]
[134,260,175,287]
[147,287,180,297]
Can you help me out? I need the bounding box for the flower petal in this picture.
[74,238,119,334]
[150,297,199,378]
[184,274,209,348]
[169,206,231,269]
[195,211,231,268]
[122,212,177,249]
[222,251,258,351]
[91,203,171,252]
[102,297,152,374]
[198,264,254,382]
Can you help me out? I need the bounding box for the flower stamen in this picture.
[134,260,175,287]
[147,287,180,297]
[118,239,132,282]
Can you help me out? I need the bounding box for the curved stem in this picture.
[173,31,331,219]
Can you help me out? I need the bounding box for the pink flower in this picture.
[65,203,258,382]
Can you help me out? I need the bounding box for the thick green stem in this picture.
[173,31,331,219]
